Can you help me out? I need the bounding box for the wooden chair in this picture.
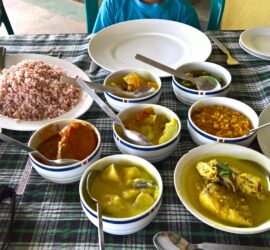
[0,0,14,34]
[207,0,270,30]
[85,0,100,33]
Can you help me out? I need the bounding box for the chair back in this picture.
[207,0,270,30]
[0,0,14,34]
[85,0,101,33]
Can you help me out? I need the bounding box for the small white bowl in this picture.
[79,154,163,235]
[188,97,259,146]
[104,68,162,112]
[28,119,101,184]
[113,104,181,163]
[174,143,270,234]
[172,62,231,105]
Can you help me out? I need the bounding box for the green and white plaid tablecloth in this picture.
[0,32,270,249]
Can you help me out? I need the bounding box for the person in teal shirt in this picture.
[92,0,201,33]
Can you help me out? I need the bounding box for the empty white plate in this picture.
[89,19,212,77]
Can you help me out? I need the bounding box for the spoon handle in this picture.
[135,54,194,82]
[248,121,270,134]
[0,133,34,153]
[198,242,269,250]
[62,75,132,97]
[76,78,123,126]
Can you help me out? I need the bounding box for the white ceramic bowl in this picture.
[174,143,270,234]
[172,62,231,105]
[104,68,162,112]
[79,154,163,235]
[188,97,259,146]
[28,119,101,184]
[113,104,181,163]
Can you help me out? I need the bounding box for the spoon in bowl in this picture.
[153,231,269,250]
[245,121,270,136]
[135,54,221,91]
[0,133,79,166]
[60,75,155,98]
[86,169,105,250]
[76,78,152,146]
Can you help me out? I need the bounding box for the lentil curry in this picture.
[191,105,252,138]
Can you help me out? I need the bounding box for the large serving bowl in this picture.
[172,62,231,105]
[113,104,181,162]
[104,68,162,112]
[79,154,163,235]
[174,143,270,234]
[28,119,101,184]
[188,97,259,146]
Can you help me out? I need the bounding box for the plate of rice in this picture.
[0,53,93,131]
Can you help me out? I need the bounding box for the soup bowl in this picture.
[172,62,231,105]
[104,68,162,112]
[28,119,101,184]
[79,154,163,235]
[113,104,181,162]
[174,143,270,234]
[188,97,259,146]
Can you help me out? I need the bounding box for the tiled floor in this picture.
[0,0,210,36]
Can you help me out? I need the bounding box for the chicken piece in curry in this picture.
[188,158,270,227]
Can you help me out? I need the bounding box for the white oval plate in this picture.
[0,53,93,131]
[240,26,270,58]
[257,103,270,159]
[89,19,212,77]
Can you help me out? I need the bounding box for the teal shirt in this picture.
[92,0,201,33]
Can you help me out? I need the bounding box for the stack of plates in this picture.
[239,26,270,60]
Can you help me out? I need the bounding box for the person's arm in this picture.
[92,0,115,34]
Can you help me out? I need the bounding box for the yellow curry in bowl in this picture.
[182,156,270,227]
[107,72,158,97]
[116,107,178,145]
[87,163,159,218]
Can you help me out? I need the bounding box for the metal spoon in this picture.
[245,121,270,136]
[135,54,221,91]
[153,231,269,250]
[86,169,105,250]
[61,75,155,98]
[0,133,79,166]
[76,78,152,146]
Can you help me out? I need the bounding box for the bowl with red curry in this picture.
[188,97,259,146]
[28,119,101,183]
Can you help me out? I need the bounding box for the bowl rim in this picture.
[28,118,101,170]
[174,143,270,234]
[172,61,232,94]
[187,97,259,141]
[103,67,162,101]
[112,104,181,149]
[79,154,163,222]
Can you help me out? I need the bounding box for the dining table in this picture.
[0,30,270,249]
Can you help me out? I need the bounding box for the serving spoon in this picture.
[76,78,152,146]
[153,231,269,250]
[245,121,270,136]
[86,170,105,250]
[135,54,221,91]
[0,133,79,167]
[61,75,155,98]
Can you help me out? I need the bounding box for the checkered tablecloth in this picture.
[0,32,270,249]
